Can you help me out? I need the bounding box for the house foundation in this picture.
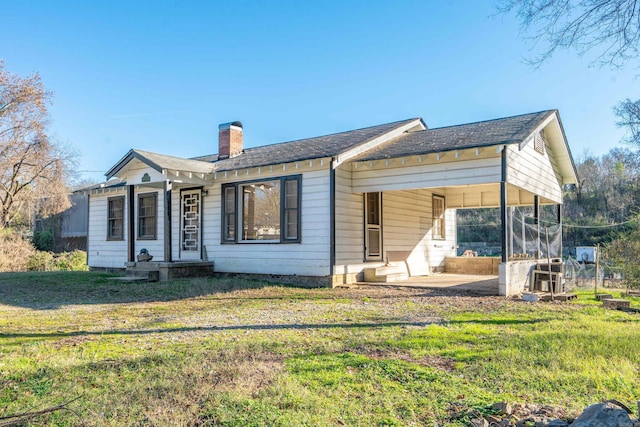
[125,261,215,281]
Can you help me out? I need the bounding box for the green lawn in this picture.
[0,272,638,426]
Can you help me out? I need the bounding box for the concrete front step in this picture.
[363,263,409,283]
[123,261,215,281]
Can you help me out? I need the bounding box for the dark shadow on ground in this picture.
[0,271,505,310]
[0,320,440,340]
[0,271,304,310]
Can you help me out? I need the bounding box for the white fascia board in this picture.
[333,119,426,168]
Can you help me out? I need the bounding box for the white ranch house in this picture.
[86,110,577,295]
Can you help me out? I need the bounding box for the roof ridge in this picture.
[194,117,421,159]
[135,148,211,164]
[423,109,556,132]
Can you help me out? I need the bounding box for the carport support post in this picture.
[499,146,509,296]
[556,204,563,258]
[500,147,508,263]
[534,195,540,258]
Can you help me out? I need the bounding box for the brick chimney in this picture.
[218,121,243,159]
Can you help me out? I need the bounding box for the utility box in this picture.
[576,246,598,264]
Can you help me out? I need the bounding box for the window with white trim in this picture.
[107,196,124,240]
[364,192,382,260]
[432,195,445,239]
[137,193,157,240]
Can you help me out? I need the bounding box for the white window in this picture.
[432,195,445,239]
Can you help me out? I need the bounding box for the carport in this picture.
[339,110,578,296]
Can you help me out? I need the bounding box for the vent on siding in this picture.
[534,132,546,155]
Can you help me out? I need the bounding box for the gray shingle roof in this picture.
[106,149,215,179]
[193,118,421,172]
[352,110,556,161]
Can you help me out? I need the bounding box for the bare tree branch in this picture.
[0,396,84,426]
[0,61,74,228]
[499,0,640,68]
[615,98,640,145]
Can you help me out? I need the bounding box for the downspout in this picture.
[500,146,508,263]
[329,157,336,280]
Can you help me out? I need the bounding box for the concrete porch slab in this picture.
[358,273,500,296]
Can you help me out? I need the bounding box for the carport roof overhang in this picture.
[349,109,578,188]
[347,145,565,206]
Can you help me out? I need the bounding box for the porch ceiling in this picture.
[440,183,557,209]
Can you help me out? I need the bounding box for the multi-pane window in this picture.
[283,179,299,240]
[107,196,124,240]
[222,185,237,242]
[222,175,301,243]
[138,193,157,240]
[242,179,280,241]
[432,195,445,239]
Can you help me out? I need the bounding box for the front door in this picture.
[364,192,382,261]
[180,189,202,260]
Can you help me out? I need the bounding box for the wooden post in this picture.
[509,206,514,259]
[595,243,600,296]
[521,210,526,256]
[534,195,540,258]
[557,204,563,258]
[546,227,554,301]
[500,147,508,263]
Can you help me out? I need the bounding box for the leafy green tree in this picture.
[603,217,640,289]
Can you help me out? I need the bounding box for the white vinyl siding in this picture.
[506,142,563,204]
[87,185,166,269]
[88,192,128,268]
[351,157,502,193]
[334,166,365,274]
[334,173,457,276]
[203,166,331,276]
[382,190,456,272]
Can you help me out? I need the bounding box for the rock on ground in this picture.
[570,401,633,427]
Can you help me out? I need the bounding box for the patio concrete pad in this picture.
[358,273,500,296]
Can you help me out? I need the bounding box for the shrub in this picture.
[0,228,88,272]
[0,230,36,272]
[604,218,640,289]
[26,251,55,271]
[32,229,55,252]
[26,250,88,272]
[55,250,88,271]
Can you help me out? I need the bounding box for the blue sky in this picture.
[2,1,637,183]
